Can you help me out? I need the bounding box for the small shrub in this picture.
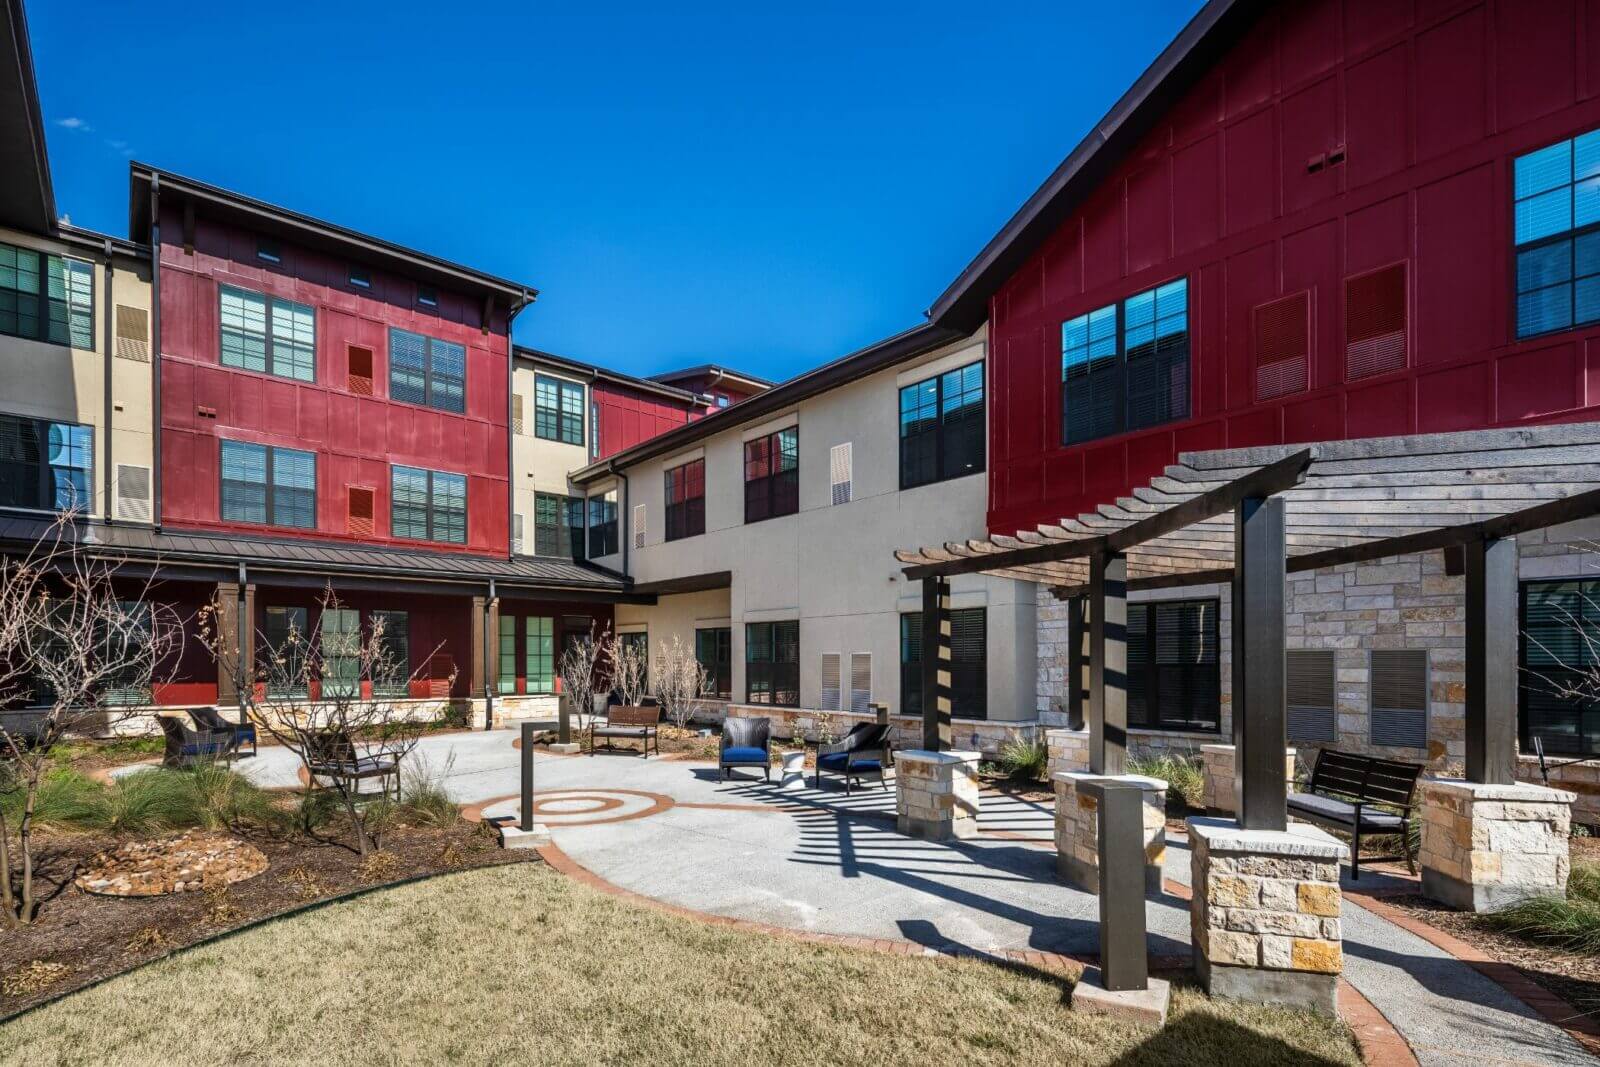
[3,769,106,830]
[1126,754,1205,811]
[94,769,205,836]
[1483,863,1600,953]
[295,789,340,833]
[1,960,70,997]
[187,762,285,832]
[997,738,1049,782]
[399,753,460,826]
[357,849,401,883]
[124,926,173,953]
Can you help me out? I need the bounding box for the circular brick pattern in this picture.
[467,788,674,827]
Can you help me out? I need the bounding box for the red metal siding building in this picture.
[591,380,700,459]
[963,0,1600,536]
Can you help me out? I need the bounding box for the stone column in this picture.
[1054,771,1167,892]
[1419,778,1575,912]
[895,750,980,841]
[1046,727,1091,778]
[1187,816,1345,1015]
[1201,744,1297,817]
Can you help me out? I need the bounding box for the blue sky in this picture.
[30,1,1202,383]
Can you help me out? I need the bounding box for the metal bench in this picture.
[305,730,400,802]
[589,705,660,758]
[1287,749,1423,879]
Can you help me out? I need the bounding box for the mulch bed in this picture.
[0,819,537,1018]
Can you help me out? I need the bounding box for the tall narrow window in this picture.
[744,426,798,524]
[621,631,649,696]
[498,614,518,694]
[1062,278,1189,444]
[1521,579,1600,755]
[101,601,154,706]
[390,465,466,544]
[388,328,465,413]
[534,375,584,445]
[1513,128,1600,338]
[899,360,985,490]
[0,415,92,511]
[1125,598,1220,732]
[696,627,732,700]
[745,620,799,707]
[261,606,308,699]
[526,616,554,694]
[664,458,705,541]
[371,610,410,698]
[587,490,618,557]
[220,440,316,529]
[901,609,987,720]
[321,608,361,698]
[533,492,584,558]
[219,285,315,381]
[0,242,93,348]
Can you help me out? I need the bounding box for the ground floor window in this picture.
[1521,578,1600,756]
[696,627,732,699]
[261,606,309,699]
[526,616,554,694]
[620,630,649,696]
[320,607,360,698]
[498,614,518,694]
[745,620,799,707]
[371,610,410,698]
[901,608,986,720]
[0,413,92,512]
[1126,598,1220,733]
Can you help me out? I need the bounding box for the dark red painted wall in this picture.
[592,380,698,459]
[157,206,511,555]
[988,0,1600,535]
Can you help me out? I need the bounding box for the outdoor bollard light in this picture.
[1079,777,1148,992]
[558,692,571,746]
[520,721,535,833]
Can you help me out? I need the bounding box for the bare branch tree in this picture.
[606,632,648,709]
[557,622,607,729]
[654,634,710,731]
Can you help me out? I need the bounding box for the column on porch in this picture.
[1045,596,1092,778]
[470,591,499,729]
[894,575,980,841]
[214,577,255,717]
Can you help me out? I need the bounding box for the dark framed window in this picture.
[260,605,308,699]
[1513,129,1600,339]
[534,491,584,558]
[0,414,92,511]
[1126,598,1220,732]
[745,620,799,707]
[348,266,371,289]
[256,239,281,264]
[498,614,518,694]
[416,285,438,307]
[587,490,618,557]
[220,440,316,529]
[1521,578,1600,756]
[219,285,315,382]
[534,375,584,445]
[744,426,798,524]
[590,399,601,459]
[391,464,466,544]
[901,608,987,719]
[1061,277,1188,445]
[620,631,649,696]
[664,458,705,541]
[696,626,732,700]
[899,360,984,490]
[0,242,93,349]
[371,610,410,698]
[526,616,554,694]
[100,600,154,707]
[321,607,360,698]
[388,327,465,413]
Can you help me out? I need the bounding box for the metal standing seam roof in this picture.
[895,424,1600,590]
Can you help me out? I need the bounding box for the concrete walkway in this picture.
[195,730,1592,1065]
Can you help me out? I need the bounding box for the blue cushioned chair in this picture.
[815,722,891,794]
[720,717,771,781]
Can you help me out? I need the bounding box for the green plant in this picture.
[1483,862,1600,952]
[295,789,340,833]
[186,762,285,832]
[398,753,459,826]
[997,738,1049,781]
[1,769,105,831]
[93,769,204,836]
[1126,754,1204,811]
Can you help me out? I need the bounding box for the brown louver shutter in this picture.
[347,485,375,537]
[1286,649,1337,743]
[1254,291,1310,400]
[1345,263,1407,380]
[1370,649,1428,748]
[347,345,374,395]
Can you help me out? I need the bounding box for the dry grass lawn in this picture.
[0,864,1361,1066]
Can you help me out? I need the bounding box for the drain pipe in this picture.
[483,578,498,731]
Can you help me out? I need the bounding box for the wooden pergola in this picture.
[896,424,1600,830]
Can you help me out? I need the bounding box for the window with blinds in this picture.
[1126,598,1220,733]
[1521,579,1600,756]
[534,375,584,445]
[534,492,584,558]
[1286,649,1338,743]
[696,627,733,699]
[221,440,315,529]
[744,427,799,523]
[220,285,315,381]
[745,620,799,707]
[898,360,984,490]
[0,415,92,512]
[390,465,465,544]
[665,458,705,540]
[1513,128,1600,339]
[1370,649,1429,749]
[388,327,465,413]
[901,608,987,720]
[0,242,93,349]
[1062,278,1188,445]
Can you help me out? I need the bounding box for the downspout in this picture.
[505,289,533,561]
[483,578,497,731]
[102,238,114,522]
[148,175,163,529]
[236,561,248,711]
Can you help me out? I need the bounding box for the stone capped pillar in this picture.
[1201,744,1297,817]
[1420,778,1575,912]
[1187,816,1345,1016]
[1054,772,1167,892]
[895,750,980,841]
[1046,727,1091,778]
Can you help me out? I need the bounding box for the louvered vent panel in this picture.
[115,464,151,522]
[829,442,852,505]
[820,653,841,711]
[511,394,524,435]
[1345,263,1407,380]
[1253,291,1309,400]
[347,486,375,538]
[849,653,871,714]
[114,305,150,362]
[632,503,646,549]
[347,345,374,395]
[512,514,523,554]
[1286,649,1337,743]
[1370,649,1428,748]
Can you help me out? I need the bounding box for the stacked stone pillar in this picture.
[1200,744,1297,817]
[1045,727,1090,778]
[894,750,980,841]
[1054,771,1167,892]
[1419,779,1575,912]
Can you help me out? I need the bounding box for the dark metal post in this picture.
[520,721,535,832]
[1465,536,1518,785]
[921,576,952,751]
[1089,551,1127,775]
[558,690,572,746]
[1080,778,1148,992]
[1233,495,1287,831]
[1068,595,1088,731]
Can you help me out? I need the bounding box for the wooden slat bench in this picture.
[588,706,660,758]
[1287,749,1424,880]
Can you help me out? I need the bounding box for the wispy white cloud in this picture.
[55,116,91,131]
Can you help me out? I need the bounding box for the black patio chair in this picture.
[815,722,892,795]
[0,710,48,754]
[158,714,229,768]
[185,705,257,759]
[305,729,400,802]
[720,717,771,782]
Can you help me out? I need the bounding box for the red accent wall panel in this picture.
[591,380,698,459]
[986,0,1600,536]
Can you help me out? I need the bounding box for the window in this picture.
[348,266,371,289]
[534,375,584,445]
[1126,598,1220,732]
[526,616,554,694]
[899,360,985,490]
[1370,649,1428,749]
[389,327,465,413]
[1061,277,1189,444]
[0,415,92,511]
[256,239,281,264]
[533,492,584,558]
[321,608,360,698]
[744,426,798,523]
[498,615,518,694]
[391,465,466,543]
[901,609,987,719]
[0,242,93,349]
[101,601,154,706]
[1521,579,1600,755]
[621,631,649,696]
[590,400,601,459]
[1286,649,1337,743]
[1514,128,1600,338]
[219,285,315,381]
[416,285,438,307]
[261,606,308,699]
[664,458,705,541]
[696,627,732,700]
[717,395,730,408]
[746,620,799,707]
[371,610,410,698]
[220,440,316,529]
[588,490,618,557]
